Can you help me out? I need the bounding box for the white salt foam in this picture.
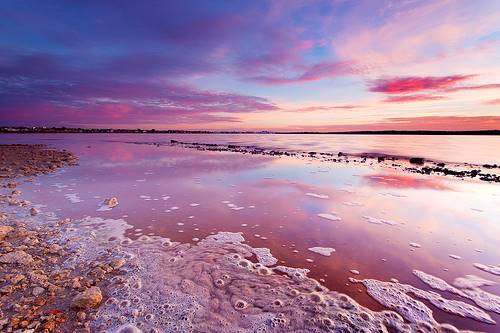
[317,213,341,221]
[308,247,335,256]
[305,192,329,199]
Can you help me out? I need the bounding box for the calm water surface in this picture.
[2,133,499,331]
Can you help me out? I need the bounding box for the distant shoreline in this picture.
[0,127,499,135]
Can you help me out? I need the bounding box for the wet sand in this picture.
[1,142,499,332]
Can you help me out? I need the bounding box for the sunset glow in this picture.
[1,0,499,130]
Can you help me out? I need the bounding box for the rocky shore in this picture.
[0,145,117,332]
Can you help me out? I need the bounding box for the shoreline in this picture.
[2,128,500,136]
[0,144,498,332]
[145,140,500,183]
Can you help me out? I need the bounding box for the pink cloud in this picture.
[369,74,500,103]
[483,98,500,105]
[444,83,500,93]
[369,75,473,94]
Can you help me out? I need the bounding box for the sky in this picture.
[1,0,499,131]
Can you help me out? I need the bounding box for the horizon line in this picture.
[1,126,500,135]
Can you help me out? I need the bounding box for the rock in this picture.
[0,212,8,221]
[77,311,86,321]
[10,274,25,284]
[0,225,13,240]
[30,207,40,216]
[6,182,17,188]
[409,157,425,165]
[110,258,125,270]
[103,197,118,208]
[70,287,103,309]
[42,321,56,330]
[46,243,63,254]
[0,285,13,294]
[0,250,34,265]
[71,278,82,289]
[28,271,48,286]
[32,286,45,296]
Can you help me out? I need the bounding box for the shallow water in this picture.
[3,132,500,164]
[1,133,499,331]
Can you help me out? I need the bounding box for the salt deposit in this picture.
[308,247,335,256]
[65,193,83,203]
[317,213,342,221]
[413,270,500,315]
[355,278,495,325]
[305,192,329,199]
[409,242,421,248]
[363,215,398,225]
[61,214,493,331]
[474,263,500,276]
[342,201,362,207]
[453,275,495,289]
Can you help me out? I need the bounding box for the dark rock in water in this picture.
[437,163,445,167]
[170,140,178,144]
[482,164,498,169]
[338,152,344,157]
[409,157,425,165]
[377,157,385,162]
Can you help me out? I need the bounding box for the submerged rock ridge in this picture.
[148,140,500,183]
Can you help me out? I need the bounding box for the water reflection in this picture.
[4,134,499,331]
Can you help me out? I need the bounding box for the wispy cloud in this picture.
[383,94,447,103]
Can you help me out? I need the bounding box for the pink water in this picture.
[2,133,499,331]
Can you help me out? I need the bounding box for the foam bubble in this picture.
[409,242,421,248]
[252,247,278,266]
